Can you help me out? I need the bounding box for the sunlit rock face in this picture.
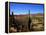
[31,14,44,31]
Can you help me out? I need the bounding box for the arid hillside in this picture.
[9,14,44,32]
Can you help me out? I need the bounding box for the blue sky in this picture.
[10,3,44,15]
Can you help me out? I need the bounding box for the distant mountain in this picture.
[10,13,44,17]
[31,14,44,16]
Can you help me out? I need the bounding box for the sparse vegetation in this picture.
[9,14,44,32]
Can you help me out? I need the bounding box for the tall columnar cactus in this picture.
[28,10,32,31]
